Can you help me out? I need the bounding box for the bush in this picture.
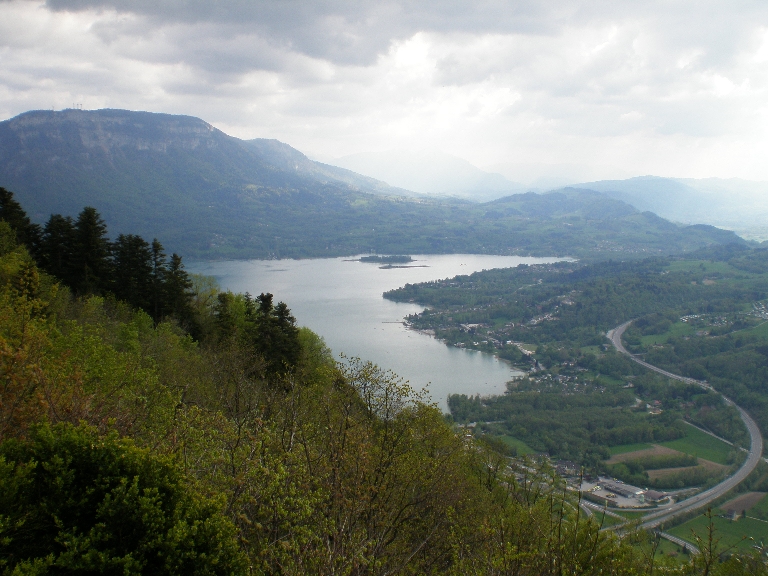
[0,423,246,575]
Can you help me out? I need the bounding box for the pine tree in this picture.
[0,187,41,257]
[112,234,154,311]
[150,239,167,321]
[71,207,112,294]
[39,214,77,283]
[164,253,194,324]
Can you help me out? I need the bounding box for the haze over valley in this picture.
[2,1,768,572]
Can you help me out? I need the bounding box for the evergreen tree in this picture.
[112,234,154,312]
[39,214,77,284]
[252,292,301,375]
[71,207,112,294]
[150,239,167,321]
[215,291,238,337]
[164,253,194,323]
[0,187,41,256]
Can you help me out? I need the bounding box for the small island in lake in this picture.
[357,255,429,269]
[359,255,413,264]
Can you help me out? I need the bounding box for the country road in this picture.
[606,321,764,531]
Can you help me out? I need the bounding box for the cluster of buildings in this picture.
[580,477,670,508]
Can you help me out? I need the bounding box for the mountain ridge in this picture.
[0,108,746,259]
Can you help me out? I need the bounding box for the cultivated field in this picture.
[646,459,726,481]
[658,426,735,465]
[497,435,535,455]
[669,513,768,552]
[607,445,685,465]
[721,492,767,516]
[608,443,653,456]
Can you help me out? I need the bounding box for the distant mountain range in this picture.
[570,177,768,240]
[327,153,768,239]
[330,149,525,202]
[0,109,747,259]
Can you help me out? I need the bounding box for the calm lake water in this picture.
[188,254,562,411]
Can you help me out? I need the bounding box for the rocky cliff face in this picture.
[0,108,407,256]
[5,109,223,160]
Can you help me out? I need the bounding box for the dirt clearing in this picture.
[721,492,766,515]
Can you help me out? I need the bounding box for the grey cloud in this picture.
[3,0,768,181]
[40,0,587,65]
[42,0,768,57]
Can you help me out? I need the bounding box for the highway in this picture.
[606,321,764,531]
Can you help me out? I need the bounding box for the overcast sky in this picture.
[1,0,767,183]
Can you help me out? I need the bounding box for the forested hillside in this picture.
[0,109,745,259]
[0,188,763,572]
[0,189,699,575]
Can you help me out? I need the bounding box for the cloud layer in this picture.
[1,0,767,182]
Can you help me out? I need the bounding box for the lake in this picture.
[188,254,562,410]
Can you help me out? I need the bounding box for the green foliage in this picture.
[212,291,302,376]
[0,192,197,325]
[0,187,41,255]
[0,422,246,575]
[449,373,693,463]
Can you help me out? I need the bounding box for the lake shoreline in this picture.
[187,254,564,410]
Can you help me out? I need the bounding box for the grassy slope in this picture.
[669,513,768,552]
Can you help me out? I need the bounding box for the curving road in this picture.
[606,321,763,531]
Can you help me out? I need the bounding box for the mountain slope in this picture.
[242,138,414,197]
[0,109,745,259]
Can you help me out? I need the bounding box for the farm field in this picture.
[668,512,768,552]
[607,444,686,464]
[646,459,727,481]
[658,425,735,465]
[640,321,695,346]
[721,492,767,516]
[608,443,654,456]
[517,343,537,353]
[748,492,768,520]
[665,260,740,276]
[741,320,768,339]
[654,538,693,564]
[579,345,603,355]
[497,435,535,455]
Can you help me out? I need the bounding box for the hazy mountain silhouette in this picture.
[571,176,768,240]
[331,149,526,202]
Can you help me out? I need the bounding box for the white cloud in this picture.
[0,0,767,182]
